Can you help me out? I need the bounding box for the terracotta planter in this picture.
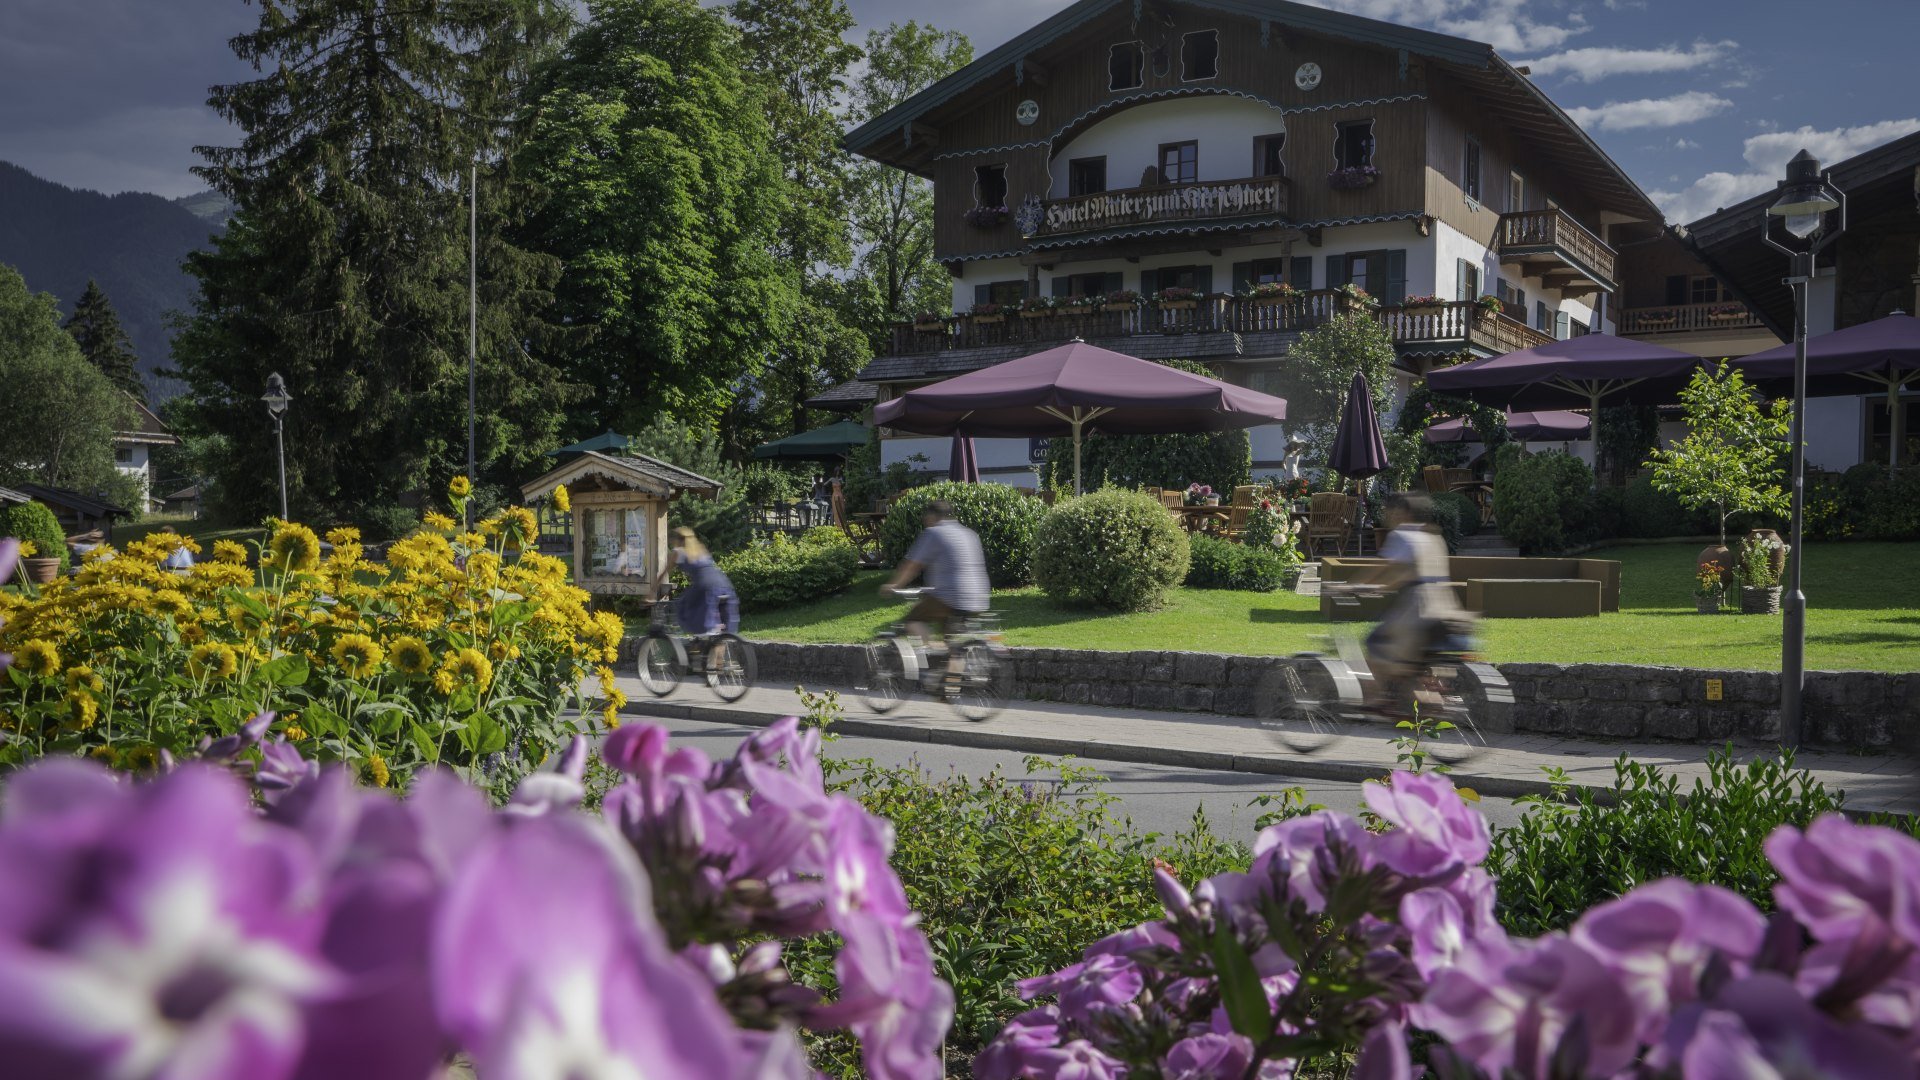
[1743,529,1788,580]
[22,557,60,584]
[1740,585,1782,615]
[1697,543,1734,589]
[1696,594,1722,615]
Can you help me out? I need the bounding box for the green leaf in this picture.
[258,654,309,687]
[1209,917,1271,1041]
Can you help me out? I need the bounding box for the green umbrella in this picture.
[751,420,870,461]
[546,430,633,458]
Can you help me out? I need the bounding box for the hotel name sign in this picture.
[1031,177,1289,236]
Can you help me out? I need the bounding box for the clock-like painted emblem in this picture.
[1294,62,1322,91]
[1015,99,1040,125]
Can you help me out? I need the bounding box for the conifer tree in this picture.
[63,280,144,403]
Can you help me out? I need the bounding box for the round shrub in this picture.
[879,481,1046,587]
[716,528,858,611]
[1185,533,1290,591]
[0,500,69,570]
[1492,450,1595,554]
[1034,489,1189,611]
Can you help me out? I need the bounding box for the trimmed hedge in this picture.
[716,527,858,611]
[1034,489,1190,611]
[0,500,69,571]
[1185,533,1292,591]
[1492,449,1596,554]
[878,482,1046,587]
[1429,491,1478,554]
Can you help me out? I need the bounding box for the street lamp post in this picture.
[262,372,292,521]
[1759,149,1845,749]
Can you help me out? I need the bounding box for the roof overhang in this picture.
[519,450,723,503]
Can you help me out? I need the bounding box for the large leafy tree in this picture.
[63,280,144,403]
[0,264,136,500]
[172,0,577,523]
[520,0,792,433]
[842,22,973,351]
[1646,361,1791,545]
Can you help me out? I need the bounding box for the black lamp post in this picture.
[262,372,292,521]
[1759,149,1845,748]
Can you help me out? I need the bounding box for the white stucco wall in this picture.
[1047,95,1289,196]
[115,443,152,505]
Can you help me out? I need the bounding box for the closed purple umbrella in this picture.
[874,340,1287,493]
[948,434,979,483]
[1724,313,1920,471]
[1423,409,1590,444]
[1329,372,1389,482]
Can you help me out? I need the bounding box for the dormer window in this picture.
[1109,43,1144,90]
[974,164,1007,209]
[1335,120,1375,170]
[1181,30,1219,81]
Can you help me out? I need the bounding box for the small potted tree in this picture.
[1645,361,1790,587]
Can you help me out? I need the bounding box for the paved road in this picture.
[646,714,1530,839]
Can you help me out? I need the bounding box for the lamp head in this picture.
[1768,150,1841,239]
[262,372,291,415]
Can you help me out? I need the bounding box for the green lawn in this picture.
[116,515,267,550]
[735,543,1920,673]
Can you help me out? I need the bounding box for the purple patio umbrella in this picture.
[873,340,1288,493]
[948,434,980,482]
[1724,312,1920,472]
[1423,409,1590,444]
[1425,334,1703,467]
[1328,372,1389,483]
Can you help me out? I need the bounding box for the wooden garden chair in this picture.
[1422,465,1450,494]
[1305,492,1353,557]
[1223,505,1250,540]
[1232,485,1260,508]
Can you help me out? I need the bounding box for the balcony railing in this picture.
[1497,209,1617,290]
[888,295,1553,358]
[1618,301,1767,336]
[1034,176,1290,237]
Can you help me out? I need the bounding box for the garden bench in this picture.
[1462,577,1602,618]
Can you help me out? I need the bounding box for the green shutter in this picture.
[1456,259,1473,302]
[1555,310,1570,339]
[1291,256,1312,289]
[1231,261,1252,293]
[1326,255,1345,287]
[1140,268,1159,295]
[1104,272,1124,293]
[1385,249,1406,305]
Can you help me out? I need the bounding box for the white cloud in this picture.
[1674,138,1699,150]
[1518,40,1736,83]
[1295,0,1587,54]
[1565,91,1733,132]
[1650,117,1920,223]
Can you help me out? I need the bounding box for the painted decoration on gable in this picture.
[1016,99,1040,125]
[1294,62,1322,90]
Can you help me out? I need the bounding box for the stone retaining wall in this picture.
[620,638,1917,752]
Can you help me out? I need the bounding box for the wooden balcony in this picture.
[1618,301,1767,337]
[1033,176,1289,237]
[887,295,1552,358]
[1497,209,1617,294]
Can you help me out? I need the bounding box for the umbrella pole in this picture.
[1073,417,1084,496]
[1590,389,1604,486]
[1890,382,1907,476]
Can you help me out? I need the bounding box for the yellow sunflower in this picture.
[329,633,385,679]
[284,724,309,742]
[389,635,433,677]
[448,475,473,500]
[431,667,457,696]
[212,540,249,565]
[122,745,160,772]
[499,506,539,551]
[188,643,240,680]
[267,522,322,572]
[15,539,37,559]
[363,754,392,788]
[444,647,493,691]
[15,640,60,678]
[551,485,570,513]
[422,512,456,534]
[63,690,99,731]
[64,665,104,694]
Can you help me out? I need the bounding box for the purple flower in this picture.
[1352,1020,1412,1080]
[976,1005,1064,1080]
[1163,1032,1253,1079]
[1657,972,1912,1079]
[504,734,590,817]
[0,536,17,586]
[252,738,320,801]
[199,711,277,761]
[1364,771,1490,879]
[1766,814,1920,946]
[432,812,791,1079]
[1571,878,1765,1042]
[815,916,954,1080]
[827,799,913,927]
[1029,1039,1127,1080]
[1249,811,1374,912]
[1018,954,1144,1020]
[1414,933,1640,1078]
[1400,886,1474,978]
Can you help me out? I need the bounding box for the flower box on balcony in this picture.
[1705,307,1747,323]
[970,304,1006,325]
[963,205,1009,229]
[974,314,1005,324]
[1327,166,1381,191]
[1021,309,1055,319]
[1157,300,1198,311]
[1152,287,1199,311]
[1402,300,1445,316]
[913,321,944,332]
[1103,303,1138,313]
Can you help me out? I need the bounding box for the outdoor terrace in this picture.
[886,293,1553,359]
[1497,208,1618,293]
[1617,300,1769,337]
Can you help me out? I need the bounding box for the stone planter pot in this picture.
[1696,594,1722,615]
[1740,585,1782,615]
[22,557,60,584]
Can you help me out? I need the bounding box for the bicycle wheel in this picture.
[1255,656,1351,753]
[1422,662,1506,765]
[635,632,684,698]
[950,642,1011,722]
[859,638,911,714]
[705,634,756,702]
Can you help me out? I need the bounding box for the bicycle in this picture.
[858,587,1011,722]
[1254,584,1511,763]
[633,590,757,703]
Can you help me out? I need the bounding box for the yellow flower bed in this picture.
[0,511,623,795]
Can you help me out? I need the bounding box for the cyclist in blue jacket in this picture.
[655,527,739,636]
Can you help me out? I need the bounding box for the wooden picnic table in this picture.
[1175,505,1231,533]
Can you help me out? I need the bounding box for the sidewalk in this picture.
[615,678,1920,816]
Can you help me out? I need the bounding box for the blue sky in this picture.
[3,0,1916,225]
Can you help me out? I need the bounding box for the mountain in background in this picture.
[0,161,230,400]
